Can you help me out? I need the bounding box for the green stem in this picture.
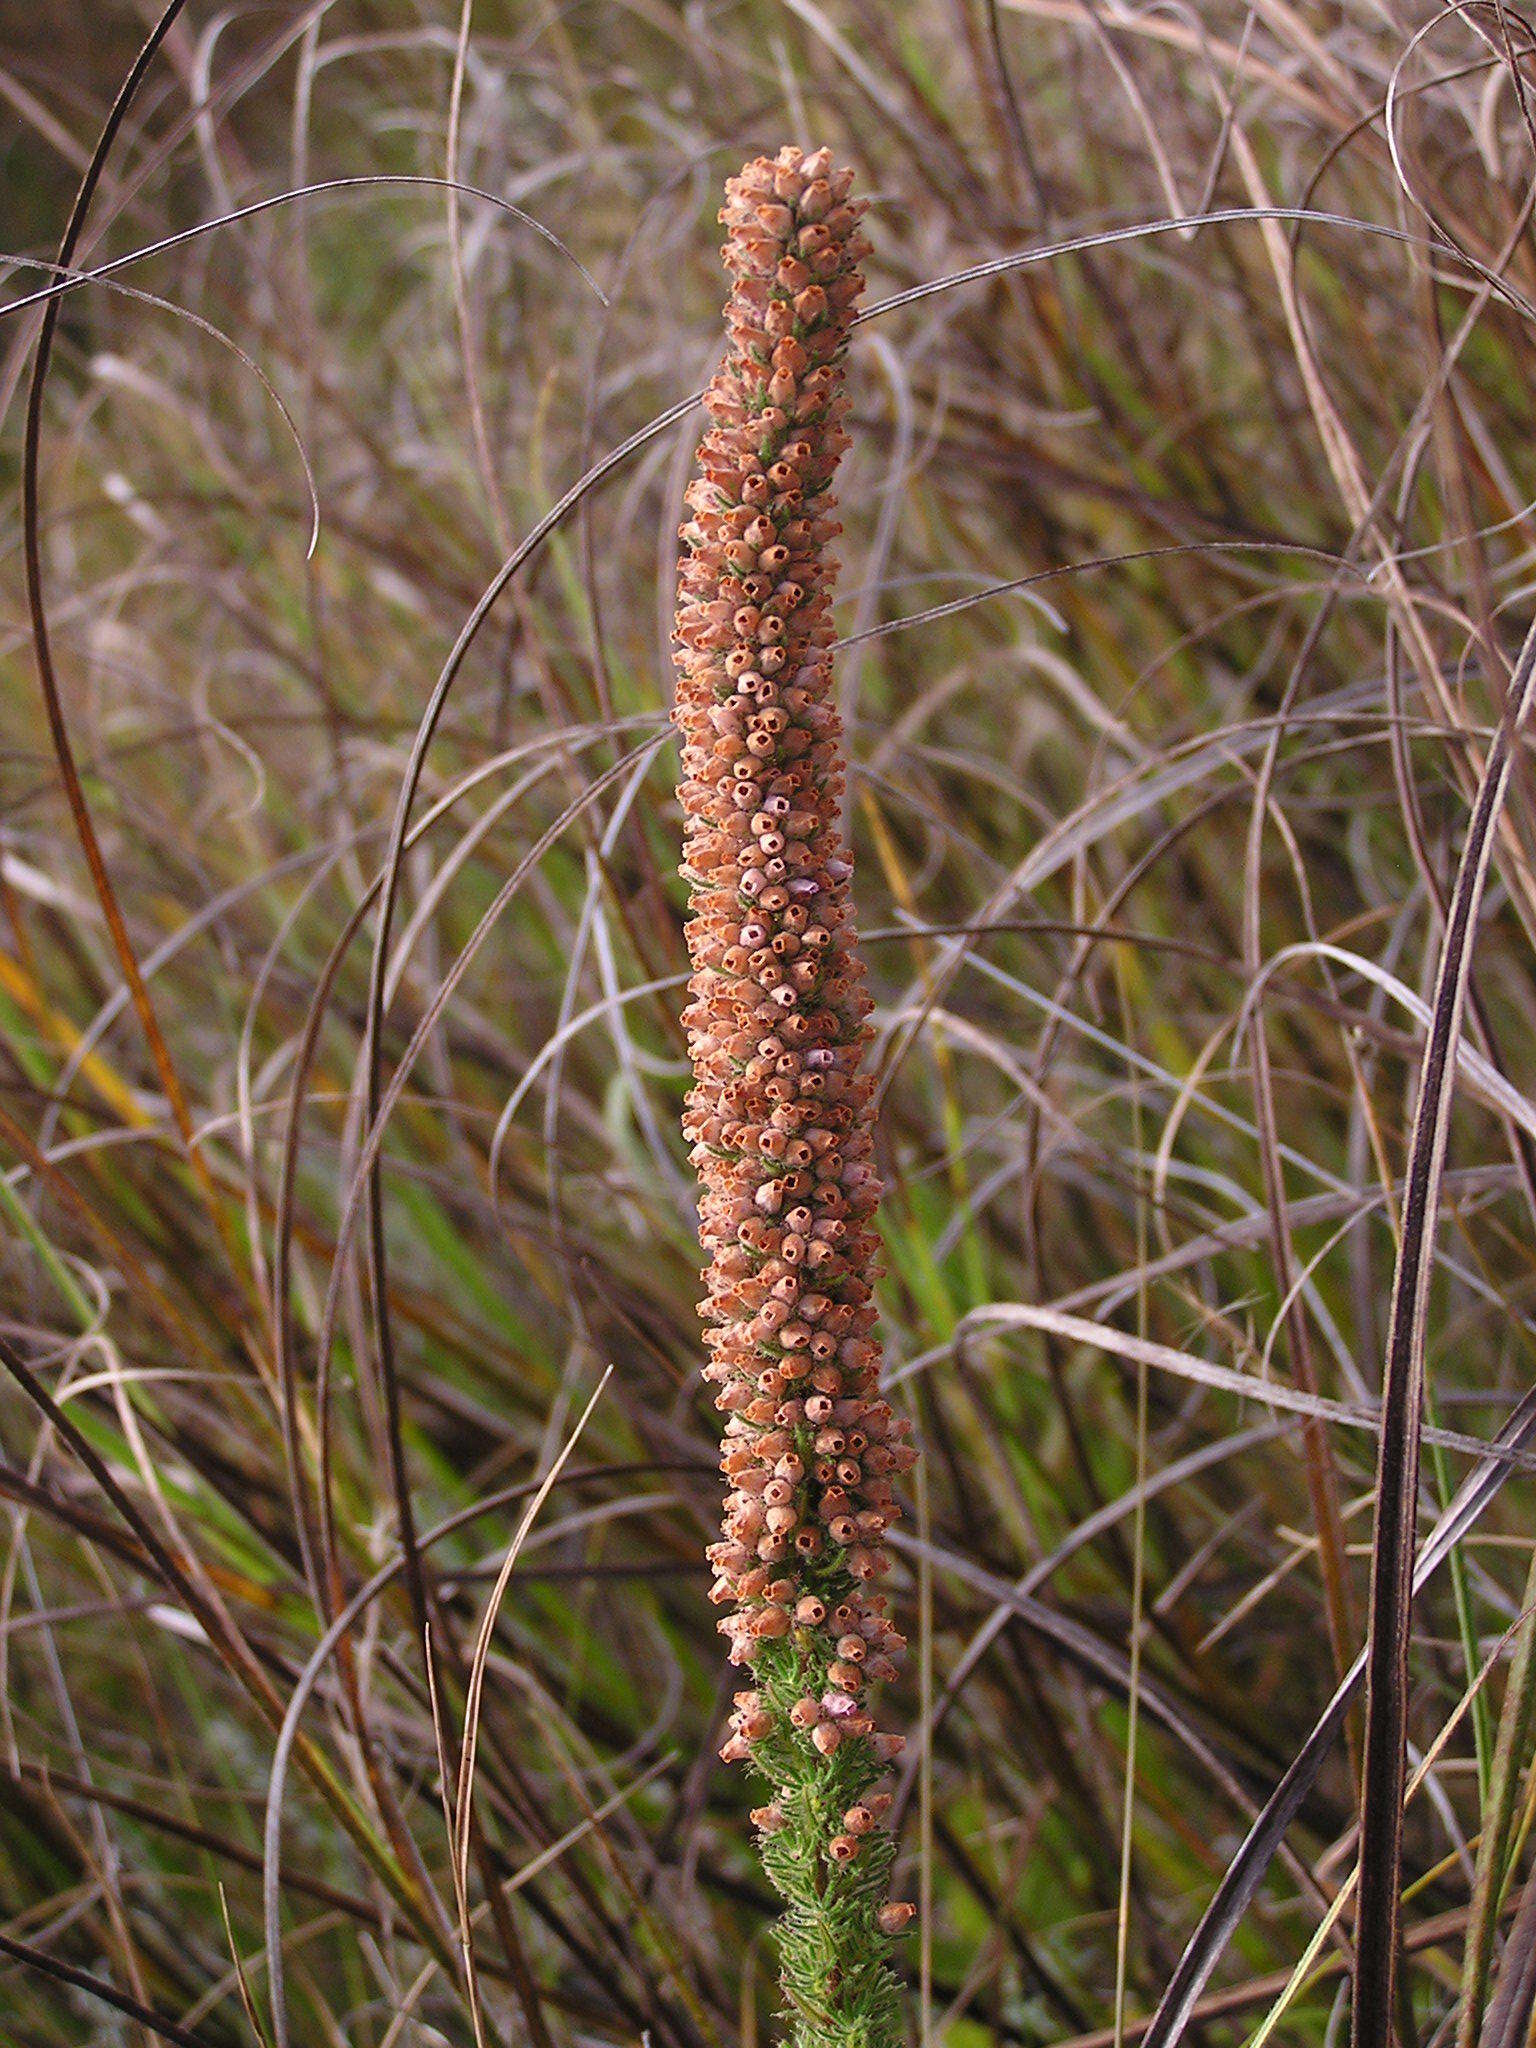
[1457,1544,1536,2048]
[752,1642,904,2047]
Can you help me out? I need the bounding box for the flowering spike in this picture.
[674,146,912,2046]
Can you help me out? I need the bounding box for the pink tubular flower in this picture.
[673,146,916,2040]
[675,141,913,1767]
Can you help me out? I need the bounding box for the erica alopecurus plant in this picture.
[671,145,917,2046]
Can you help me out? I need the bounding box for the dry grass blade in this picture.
[1140,1382,1536,2048]
[1354,617,1536,2048]
[216,1880,276,2048]
[18,0,234,1258]
[1457,1547,1536,2046]
[1477,1863,1536,2048]
[450,1369,612,2045]
[0,1924,220,2048]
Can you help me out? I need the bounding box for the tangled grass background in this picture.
[7,1,1536,2042]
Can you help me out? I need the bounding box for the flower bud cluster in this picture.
[673,145,917,1962]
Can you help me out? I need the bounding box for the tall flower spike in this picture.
[673,147,916,2046]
